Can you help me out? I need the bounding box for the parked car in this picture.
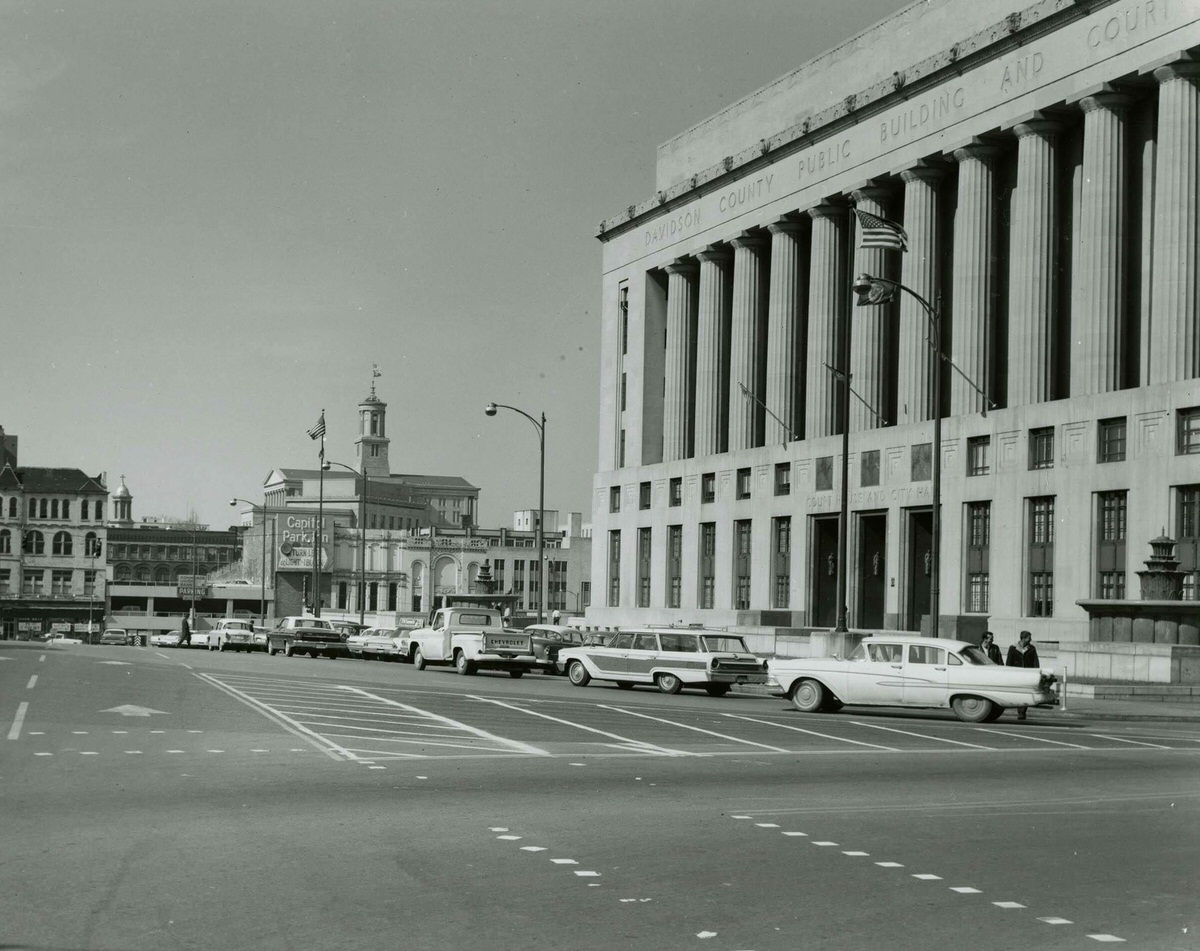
[558,629,769,695]
[523,624,586,673]
[46,632,84,645]
[265,616,345,658]
[209,618,258,652]
[99,629,131,645]
[351,626,404,660]
[331,620,369,644]
[150,630,182,648]
[766,635,1060,722]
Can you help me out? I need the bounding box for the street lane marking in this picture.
[470,695,696,757]
[876,862,904,868]
[993,902,1025,909]
[574,871,600,877]
[721,712,899,750]
[850,721,993,749]
[1038,917,1073,925]
[950,886,981,893]
[521,846,547,852]
[551,859,578,865]
[7,702,29,740]
[344,688,550,757]
[812,841,838,847]
[912,874,942,880]
[1087,935,1126,942]
[26,675,37,689]
[781,831,807,837]
[599,705,790,752]
[1087,733,1172,750]
[843,851,870,856]
[974,727,1090,748]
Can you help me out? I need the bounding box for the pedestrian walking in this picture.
[1006,630,1040,719]
[179,617,191,648]
[551,609,561,625]
[980,631,1002,665]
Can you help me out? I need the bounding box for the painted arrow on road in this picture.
[101,705,170,717]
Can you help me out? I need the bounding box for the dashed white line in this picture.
[950,886,981,893]
[497,835,522,841]
[1038,917,1073,925]
[574,871,600,877]
[812,841,838,847]
[993,902,1025,909]
[26,675,37,689]
[876,862,904,868]
[7,701,29,740]
[1087,935,1126,942]
[520,846,547,852]
[551,859,578,865]
[843,851,870,857]
[781,831,807,837]
[912,874,942,880]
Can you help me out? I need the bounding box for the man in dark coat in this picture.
[1006,630,1040,719]
[980,631,1002,665]
[179,617,191,648]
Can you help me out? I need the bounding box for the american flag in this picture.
[306,412,326,441]
[855,209,908,251]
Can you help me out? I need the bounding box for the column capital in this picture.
[1152,60,1200,85]
[947,138,1001,164]
[730,232,768,252]
[664,260,698,278]
[898,161,946,185]
[695,247,732,265]
[850,183,891,205]
[806,201,847,221]
[1069,83,1134,114]
[1012,116,1064,141]
[767,218,806,237]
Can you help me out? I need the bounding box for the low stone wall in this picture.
[1048,641,1200,685]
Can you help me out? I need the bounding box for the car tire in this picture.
[413,648,427,671]
[704,684,731,697]
[616,681,635,690]
[266,642,277,656]
[454,651,475,676]
[982,705,1005,722]
[509,670,524,679]
[656,673,683,695]
[284,642,295,658]
[218,641,227,652]
[790,678,827,713]
[952,696,997,723]
[567,660,591,687]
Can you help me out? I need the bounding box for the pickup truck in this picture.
[265,616,346,659]
[209,618,260,653]
[403,607,542,677]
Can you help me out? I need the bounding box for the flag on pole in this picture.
[306,413,326,441]
[372,363,382,378]
[854,209,908,251]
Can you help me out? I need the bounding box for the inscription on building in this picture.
[879,87,966,145]
[644,207,702,247]
[1087,0,1172,50]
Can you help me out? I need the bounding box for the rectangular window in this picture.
[637,527,651,608]
[966,501,990,612]
[911,443,931,481]
[0,568,9,595]
[493,558,505,592]
[1096,490,1127,599]
[1028,496,1055,616]
[84,570,98,597]
[1029,426,1055,470]
[772,516,791,609]
[607,530,621,607]
[733,519,752,610]
[388,582,398,611]
[815,456,833,491]
[666,525,682,609]
[701,472,715,504]
[774,463,791,496]
[639,481,651,510]
[369,582,379,611]
[620,373,627,412]
[967,436,990,476]
[1179,486,1200,601]
[619,430,626,468]
[338,581,348,609]
[22,570,43,596]
[1178,407,1200,454]
[699,522,716,609]
[861,450,880,487]
[1098,417,1126,463]
[62,501,70,519]
[609,485,621,513]
[51,569,72,597]
[619,283,629,356]
[736,468,751,500]
[580,581,591,608]
[669,477,682,507]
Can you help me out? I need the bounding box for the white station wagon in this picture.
[558,629,769,696]
[768,635,1059,722]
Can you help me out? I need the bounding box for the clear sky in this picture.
[0,0,907,530]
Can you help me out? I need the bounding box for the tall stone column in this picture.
[728,234,769,450]
[897,165,942,424]
[1149,61,1200,383]
[850,187,892,432]
[1070,89,1131,396]
[949,141,999,416]
[805,203,848,439]
[663,261,698,462]
[1007,117,1062,406]
[766,219,808,441]
[694,248,732,457]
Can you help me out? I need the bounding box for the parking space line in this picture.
[1086,734,1173,750]
[7,702,29,740]
[599,705,790,752]
[973,728,1090,748]
[470,695,698,757]
[850,721,994,749]
[719,712,900,751]
[343,687,550,756]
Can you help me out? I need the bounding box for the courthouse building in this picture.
[592,0,1200,642]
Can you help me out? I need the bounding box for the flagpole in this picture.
[314,410,325,617]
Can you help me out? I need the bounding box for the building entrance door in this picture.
[906,510,933,633]
[811,516,839,628]
[857,513,887,629]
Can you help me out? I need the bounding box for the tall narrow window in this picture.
[1096,490,1127,599]
[50,499,59,519]
[52,531,73,556]
[669,477,682,507]
[701,472,716,503]
[733,519,752,610]
[338,581,348,609]
[966,501,990,612]
[772,516,791,609]
[607,530,621,607]
[774,463,791,496]
[62,501,70,520]
[1098,417,1126,462]
[1028,496,1055,617]
[639,482,651,510]
[967,436,990,476]
[0,529,8,554]
[699,522,716,609]
[666,525,682,609]
[620,373,627,412]
[1178,407,1200,455]
[82,500,90,520]
[1029,427,1054,470]
[736,468,751,500]
[609,486,621,513]
[637,527,652,608]
[619,283,629,355]
[1180,486,1200,601]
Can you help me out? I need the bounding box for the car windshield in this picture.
[958,645,992,665]
[701,635,750,653]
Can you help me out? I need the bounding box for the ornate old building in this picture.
[591,0,1200,643]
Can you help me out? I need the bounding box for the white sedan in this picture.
[150,630,182,648]
[46,632,84,645]
[355,627,404,660]
[768,635,1059,722]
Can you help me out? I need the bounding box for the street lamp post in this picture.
[229,499,269,624]
[190,529,198,631]
[323,460,367,626]
[485,402,546,624]
[87,538,102,638]
[852,274,943,634]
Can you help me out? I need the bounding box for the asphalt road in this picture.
[3,642,1198,951]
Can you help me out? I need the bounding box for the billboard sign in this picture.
[177,575,211,599]
[277,512,335,571]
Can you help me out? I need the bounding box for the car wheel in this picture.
[983,705,1005,722]
[656,673,683,695]
[455,651,475,676]
[413,648,427,671]
[283,642,295,658]
[822,696,844,712]
[509,670,524,679]
[616,681,635,690]
[327,653,337,660]
[704,684,731,697]
[952,696,997,723]
[218,641,226,652]
[567,660,591,687]
[266,642,277,656]
[790,678,827,713]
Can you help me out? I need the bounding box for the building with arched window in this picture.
[592,0,1200,647]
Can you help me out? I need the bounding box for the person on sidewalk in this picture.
[980,631,1002,665]
[1006,630,1040,719]
[179,617,191,648]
